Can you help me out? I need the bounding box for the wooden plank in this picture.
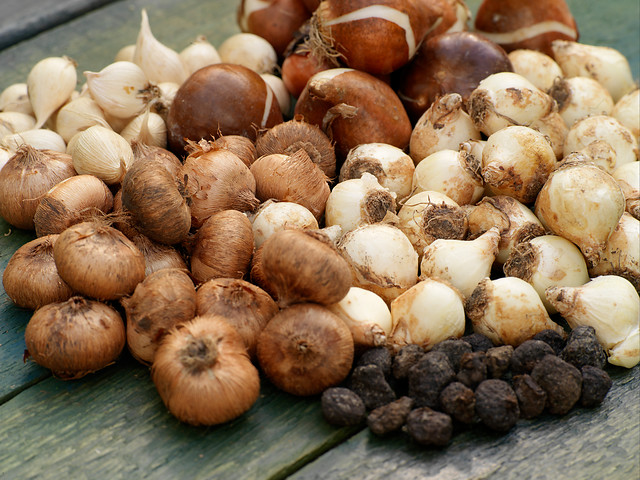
[0,0,242,87]
[0,355,359,480]
[0,0,119,51]
[0,220,48,404]
[290,367,640,480]
[0,1,638,479]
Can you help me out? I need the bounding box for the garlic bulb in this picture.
[503,235,590,313]
[0,148,11,169]
[0,83,34,115]
[507,49,564,92]
[261,74,291,115]
[563,115,638,173]
[150,82,179,120]
[612,161,639,219]
[546,276,640,368]
[551,40,636,102]
[466,276,565,347]
[114,44,135,63]
[534,161,625,267]
[549,76,615,128]
[397,190,468,257]
[120,110,167,147]
[388,278,466,352]
[482,126,557,204]
[325,172,396,234]
[250,200,318,248]
[2,129,66,153]
[409,93,480,163]
[133,9,189,84]
[55,96,111,143]
[411,149,484,206]
[179,35,221,75]
[71,126,133,184]
[588,213,639,291]
[467,72,555,136]
[612,89,639,141]
[327,287,392,349]
[420,227,500,298]
[339,143,415,201]
[85,61,151,119]
[27,56,77,128]
[338,223,419,304]
[218,33,278,74]
[0,111,36,138]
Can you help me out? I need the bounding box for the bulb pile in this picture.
[0,0,638,449]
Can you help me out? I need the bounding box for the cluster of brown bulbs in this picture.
[0,0,638,430]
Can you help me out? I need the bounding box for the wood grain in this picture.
[291,367,640,480]
[0,0,638,479]
[0,355,359,480]
[0,0,118,51]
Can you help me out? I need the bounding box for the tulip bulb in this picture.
[467,72,555,136]
[507,49,563,92]
[503,235,590,313]
[534,161,625,267]
[250,200,318,249]
[420,227,500,298]
[482,126,556,204]
[411,149,484,206]
[388,278,466,353]
[546,276,640,368]
[397,190,468,258]
[339,143,415,201]
[563,115,638,173]
[612,89,639,141]
[612,161,639,219]
[466,195,545,264]
[327,287,392,349]
[325,172,397,234]
[409,93,481,164]
[27,56,77,129]
[551,40,636,102]
[338,223,418,304]
[549,76,615,128]
[588,213,639,291]
[466,276,565,347]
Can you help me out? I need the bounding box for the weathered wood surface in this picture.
[0,355,359,480]
[0,0,118,51]
[292,367,640,480]
[0,0,638,479]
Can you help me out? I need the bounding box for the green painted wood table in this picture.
[0,1,639,479]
